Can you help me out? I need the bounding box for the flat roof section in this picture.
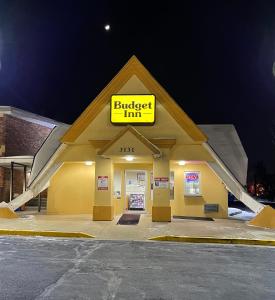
[0,106,68,128]
[199,124,248,186]
[0,156,33,168]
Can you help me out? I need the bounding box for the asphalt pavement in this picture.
[0,237,274,300]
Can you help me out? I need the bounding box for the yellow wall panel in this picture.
[47,163,94,214]
[170,163,228,218]
[170,145,214,161]
[56,144,96,163]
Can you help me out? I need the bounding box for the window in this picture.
[184,171,201,196]
[113,169,122,199]
[170,171,174,199]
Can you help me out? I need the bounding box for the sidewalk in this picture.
[0,208,274,241]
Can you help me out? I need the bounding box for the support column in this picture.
[38,193,41,212]
[9,162,14,202]
[152,155,171,222]
[93,157,114,221]
[23,165,27,192]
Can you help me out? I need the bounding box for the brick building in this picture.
[0,107,62,202]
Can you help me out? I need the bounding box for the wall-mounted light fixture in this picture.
[124,156,134,162]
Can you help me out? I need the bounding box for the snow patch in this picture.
[228,207,256,221]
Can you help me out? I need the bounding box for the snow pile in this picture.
[228,207,242,216]
[228,207,256,221]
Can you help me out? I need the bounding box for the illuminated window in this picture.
[113,169,122,199]
[184,171,201,196]
[170,171,174,199]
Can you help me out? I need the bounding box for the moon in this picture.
[104,24,110,31]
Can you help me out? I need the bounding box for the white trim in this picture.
[203,142,264,213]
[0,156,34,168]
[203,143,243,190]
[29,144,67,188]
[7,144,67,211]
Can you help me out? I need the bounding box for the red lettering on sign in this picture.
[186,174,198,180]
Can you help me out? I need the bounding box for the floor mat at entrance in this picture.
[117,214,140,225]
[173,216,214,221]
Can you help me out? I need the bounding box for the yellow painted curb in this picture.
[0,229,94,238]
[148,235,275,246]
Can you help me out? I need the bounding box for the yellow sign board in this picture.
[111,95,155,125]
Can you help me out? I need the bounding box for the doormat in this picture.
[173,216,214,221]
[117,214,140,225]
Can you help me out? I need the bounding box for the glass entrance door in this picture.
[125,170,146,211]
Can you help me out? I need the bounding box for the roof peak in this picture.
[61,56,207,143]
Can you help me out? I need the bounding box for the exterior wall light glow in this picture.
[125,156,134,162]
[178,160,186,166]
[85,161,93,166]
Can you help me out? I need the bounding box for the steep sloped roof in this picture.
[61,55,207,144]
[199,124,248,186]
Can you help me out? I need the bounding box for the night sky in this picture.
[0,1,275,175]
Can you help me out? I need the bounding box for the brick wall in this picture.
[5,115,52,156]
[0,115,52,202]
[0,116,6,200]
[0,115,6,146]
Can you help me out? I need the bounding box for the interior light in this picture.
[125,156,134,162]
[85,161,93,166]
[178,160,186,166]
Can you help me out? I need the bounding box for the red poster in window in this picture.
[185,173,199,183]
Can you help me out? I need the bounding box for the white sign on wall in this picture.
[97,176,108,190]
[154,177,169,189]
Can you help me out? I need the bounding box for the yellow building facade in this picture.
[47,56,228,221]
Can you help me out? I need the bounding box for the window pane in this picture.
[184,172,200,196]
[113,169,122,198]
[170,171,174,199]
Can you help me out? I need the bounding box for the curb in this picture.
[0,229,94,239]
[148,235,275,246]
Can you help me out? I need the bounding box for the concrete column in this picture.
[93,157,114,221]
[152,155,171,222]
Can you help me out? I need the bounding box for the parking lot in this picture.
[0,236,274,299]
